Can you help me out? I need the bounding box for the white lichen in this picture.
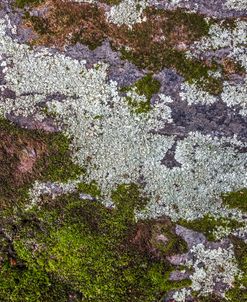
[106,0,149,27]
[186,243,240,296]
[221,78,247,116]
[224,0,247,10]
[180,82,217,105]
[138,132,247,221]
[172,288,192,302]
[189,20,247,53]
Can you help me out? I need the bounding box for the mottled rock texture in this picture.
[0,0,246,301]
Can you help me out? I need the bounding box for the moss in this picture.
[121,74,161,113]
[39,225,167,301]
[194,294,227,302]
[0,261,78,302]
[8,199,164,301]
[158,8,211,42]
[222,189,247,213]
[25,14,50,36]
[36,132,85,183]
[163,277,192,292]
[0,117,84,187]
[0,118,39,206]
[99,0,122,4]
[179,214,243,241]
[71,29,105,51]
[135,73,160,99]
[225,236,247,302]
[152,223,188,256]
[0,180,192,301]
[111,183,148,212]
[230,236,247,271]
[77,181,101,198]
[27,1,107,50]
[15,0,43,8]
[121,47,223,95]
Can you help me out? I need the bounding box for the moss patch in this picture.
[222,189,247,213]
[15,0,44,8]
[194,294,227,302]
[121,46,223,95]
[0,262,74,302]
[24,13,50,36]
[36,132,84,183]
[121,74,161,113]
[77,181,101,198]
[24,0,107,50]
[1,182,189,301]
[150,220,188,256]
[226,236,247,302]
[0,118,83,189]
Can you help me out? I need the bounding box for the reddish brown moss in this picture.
[22,2,210,51]
[24,0,107,49]
[0,119,47,207]
[0,118,83,209]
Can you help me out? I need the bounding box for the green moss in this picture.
[222,189,247,213]
[111,183,148,211]
[179,215,243,241]
[163,277,192,292]
[1,181,191,301]
[121,47,223,95]
[121,74,161,113]
[160,8,211,42]
[135,74,161,100]
[9,199,164,301]
[99,0,122,5]
[225,236,247,302]
[194,294,227,302]
[39,225,167,301]
[15,0,43,8]
[36,132,85,183]
[152,224,188,256]
[77,181,101,198]
[0,261,77,302]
